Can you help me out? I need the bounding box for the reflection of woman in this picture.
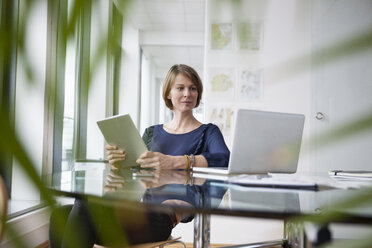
[49,169,227,248]
[107,64,230,170]
[49,199,182,247]
[49,170,188,248]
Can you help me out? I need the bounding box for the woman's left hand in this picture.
[136,151,176,170]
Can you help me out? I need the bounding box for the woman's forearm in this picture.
[171,154,207,169]
[194,155,208,168]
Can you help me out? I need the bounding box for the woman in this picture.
[49,64,230,248]
[107,64,230,170]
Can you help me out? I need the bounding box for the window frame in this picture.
[108,2,123,117]
[44,0,68,175]
[0,0,19,195]
[72,0,91,162]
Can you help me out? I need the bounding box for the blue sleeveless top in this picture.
[142,124,229,167]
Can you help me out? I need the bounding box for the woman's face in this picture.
[168,74,198,113]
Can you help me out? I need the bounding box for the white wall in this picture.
[177,0,313,244]
[204,0,311,172]
[1,208,50,248]
[139,52,157,135]
[309,0,372,173]
[118,23,141,128]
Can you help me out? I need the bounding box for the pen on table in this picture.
[328,170,343,176]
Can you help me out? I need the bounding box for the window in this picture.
[61,0,78,171]
[61,35,77,170]
[85,0,109,161]
[0,0,125,217]
[60,0,123,169]
[8,0,48,216]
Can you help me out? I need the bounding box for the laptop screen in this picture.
[228,109,305,174]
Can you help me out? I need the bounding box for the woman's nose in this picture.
[184,89,190,96]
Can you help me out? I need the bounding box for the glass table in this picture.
[45,162,372,248]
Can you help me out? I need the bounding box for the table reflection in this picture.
[47,163,372,248]
[48,165,228,247]
[47,162,372,221]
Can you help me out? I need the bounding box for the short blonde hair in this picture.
[162,64,203,110]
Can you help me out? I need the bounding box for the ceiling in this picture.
[125,0,205,32]
[123,0,205,77]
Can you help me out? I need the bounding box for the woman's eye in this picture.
[177,87,183,90]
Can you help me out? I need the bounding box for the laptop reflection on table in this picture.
[193,108,305,176]
[218,186,301,214]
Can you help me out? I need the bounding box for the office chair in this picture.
[0,176,8,241]
[94,235,186,248]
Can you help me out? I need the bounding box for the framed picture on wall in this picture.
[237,22,263,51]
[210,22,233,50]
[207,106,235,137]
[238,67,263,100]
[208,67,236,99]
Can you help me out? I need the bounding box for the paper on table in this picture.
[193,172,372,190]
[228,174,318,190]
[193,173,318,190]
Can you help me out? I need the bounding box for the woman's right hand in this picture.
[105,144,126,168]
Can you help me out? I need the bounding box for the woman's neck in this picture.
[164,111,201,134]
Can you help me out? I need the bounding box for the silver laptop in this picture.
[193,109,305,175]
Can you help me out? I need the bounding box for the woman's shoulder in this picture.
[188,123,217,135]
[145,124,162,131]
[143,125,160,137]
[145,124,168,137]
[204,123,220,132]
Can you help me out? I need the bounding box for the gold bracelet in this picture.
[184,155,190,171]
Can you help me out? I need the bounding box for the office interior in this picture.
[1,0,372,247]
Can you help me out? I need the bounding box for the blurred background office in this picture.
[1,0,372,247]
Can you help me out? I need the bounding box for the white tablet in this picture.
[97,114,148,168]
